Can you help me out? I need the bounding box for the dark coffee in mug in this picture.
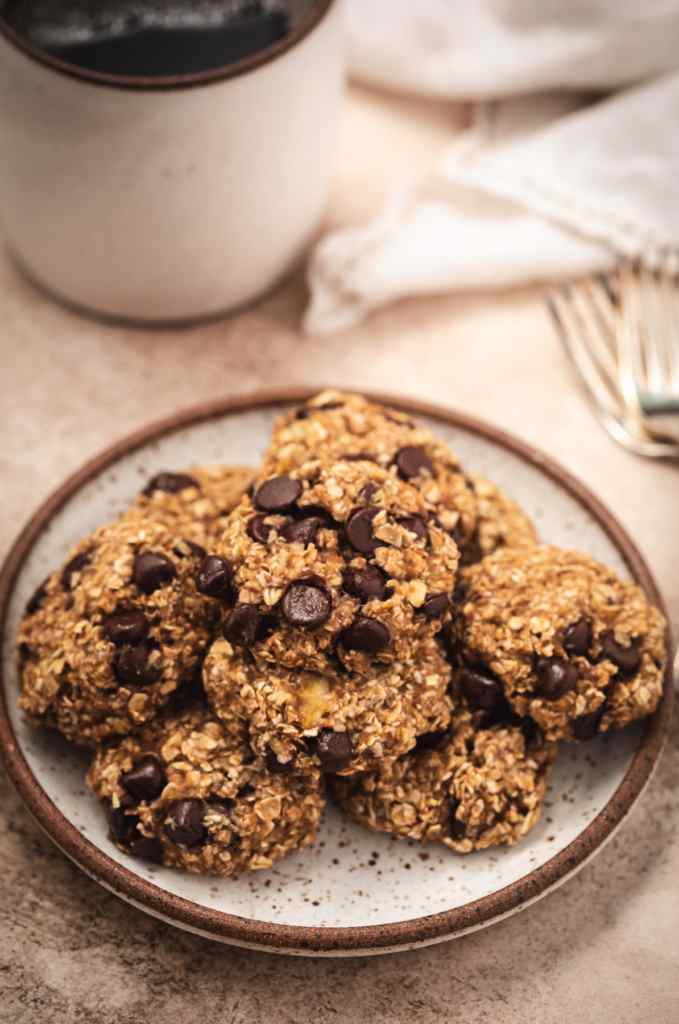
[0,1,304,77]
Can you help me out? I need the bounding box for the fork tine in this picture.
[549,286,621,418]
[569,277,619,384]
[637,262,668,396]
[615,261,648,431]
[661,262,679,392]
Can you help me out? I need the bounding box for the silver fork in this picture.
[547,262,679,459]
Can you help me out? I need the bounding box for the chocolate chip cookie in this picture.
[332,707,555,852]
[87,705,324,876]
[18,517,216,747]
[128,465,253,549]
[261,391,480,553]
[203,636,453,775]
[451,545,666,741]
[213,457,460,675]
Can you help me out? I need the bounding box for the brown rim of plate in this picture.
[0,387,674,956]
[0,0,336,92]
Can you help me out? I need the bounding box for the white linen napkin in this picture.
[304,1,679,334]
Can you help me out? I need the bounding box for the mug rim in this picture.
[0,0,337,91]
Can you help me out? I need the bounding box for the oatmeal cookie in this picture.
[87,705,324,876]
[18,517,217,747]
[461,475,537,566]
[332,708,555,852]
[451,545,666,741]
[261,391,480,553]
[203,636,453,775]
[127,465,253,549]
[213,456,460,675]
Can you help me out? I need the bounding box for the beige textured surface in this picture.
[1,84,677,1022]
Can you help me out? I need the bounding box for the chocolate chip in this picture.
[61,550,92,591]
[339,617,391,655]
[281,579,332,629]
[174,539,206,560]
[133,552,176,595]
[238,783,255,798]
[121,754,166,803]
[129,835,164,864]
[359,481,380,502]
[536,657,578,700]
[196,555,233,599]
[317,730,353,773]
[281,516,324,546]
[459,667,504,712]
[112,642,161,687]
[449,801,467,839]
[398,516,428,543]
[415,730,449,752]
[143,472,199,496]
[108,805,140,845]
[601,632,641,676]
[346,506,382,555]
[563,618,593,658]
[395,446,434,480]
[572,705,606,741]
[342,565,389,602]
[254,476,302,513]
[223,604,263,647]
[102,610,149,646]
[421,593,449,620]
[248,514,272,543]
[265,747,293,774]
[164,799,206,847]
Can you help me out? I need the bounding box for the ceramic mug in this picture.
[0,1,344,324]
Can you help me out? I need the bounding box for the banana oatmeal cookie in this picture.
[127,465,253,549]
[449,545,666,742]
[18,517,217,747]
[87,705,324,875]
[202,636,453,775]
[212,455,460,675]
[332,707,555,852]
[261,391,481,554]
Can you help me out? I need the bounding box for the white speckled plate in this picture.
[0,390,672,956]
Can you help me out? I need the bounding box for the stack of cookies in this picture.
[17,392,667,876]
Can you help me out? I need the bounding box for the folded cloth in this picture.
[304,1,679,334]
